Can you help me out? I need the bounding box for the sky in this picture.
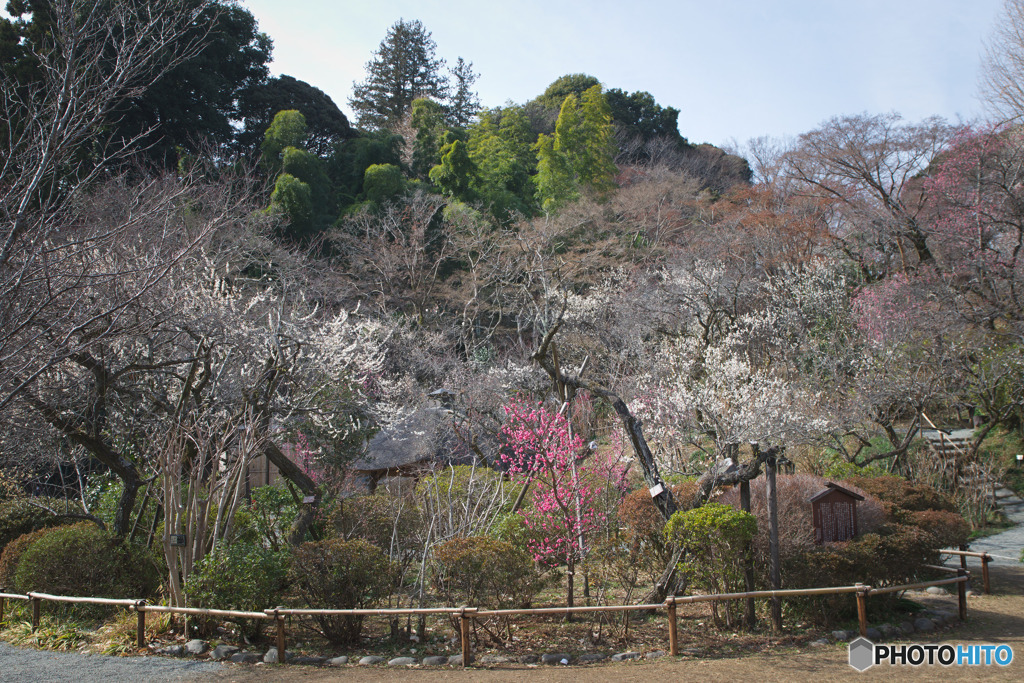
[243,0,1006,148]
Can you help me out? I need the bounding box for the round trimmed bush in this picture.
[431,536,541,609]
[184,542,290,638]
[14,523,159,599]
[289,537,394,644]
[0,524,72,589]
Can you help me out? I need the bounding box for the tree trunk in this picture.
[262,441,320,545]
[765,450,782,631]
[740,477,757,629]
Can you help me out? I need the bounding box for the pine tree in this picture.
[447,57,481,128]
[349,19,448,130]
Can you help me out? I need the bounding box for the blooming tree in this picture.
[498,398,607,607]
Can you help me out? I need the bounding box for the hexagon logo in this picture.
[848,637,875,672]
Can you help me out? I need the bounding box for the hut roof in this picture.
[810,482,865,503]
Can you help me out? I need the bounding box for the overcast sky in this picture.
[243,0,1006,147]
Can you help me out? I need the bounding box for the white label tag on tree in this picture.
[649,483,665,497]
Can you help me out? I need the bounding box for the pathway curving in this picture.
[967,484,1024,563]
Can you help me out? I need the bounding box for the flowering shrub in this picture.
[498,399,599,563]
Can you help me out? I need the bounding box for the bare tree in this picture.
[981,0,1024,121]
[1,0,220,414]
[785,113,958,277]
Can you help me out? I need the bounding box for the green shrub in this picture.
[14,524,159,617]
[288,538,394,643]
[665,503,756,626]
[0,525,72,589]
[431,536,541,609]
[488,512,531,551]
[184,543,290,638]
[0,499,70,556]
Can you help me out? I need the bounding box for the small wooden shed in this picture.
[811,482,864,544]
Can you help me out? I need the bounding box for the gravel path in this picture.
[967,484,1024,562]
[0,642,222,683]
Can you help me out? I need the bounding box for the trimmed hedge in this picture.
[431,536,542,609]
[14,523,159,600]
[0,524,72,589]
[289,537,394,644]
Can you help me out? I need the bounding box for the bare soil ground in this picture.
[210,563,1024,683]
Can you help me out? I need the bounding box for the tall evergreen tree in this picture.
[447,57,481,128]
[349,19,448,130]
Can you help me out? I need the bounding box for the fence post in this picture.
[136,601,146,648]
[31,596,40,632]
[666,596,678,656]
[855,584,868,637]
[459,607,472,667]
[957,569,968,621]
[275,609,287,664]
[958,544,967,571]
[0,596,4,624]
[981,554,991,594]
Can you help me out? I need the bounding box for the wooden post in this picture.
[276,612,287,664]
[459,608,472,667]
[982,554,991,594]
[739,473,756,629]
[856,585,868,637]
[136,602,146,648]
[0,596,5,624]
[957,569,968,621]
[958,544,968,571]
[666,597,678,656]
[763,445,782,631]
[31,596,40,632]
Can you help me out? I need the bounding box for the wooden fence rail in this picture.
[0,572,975,666]
[941,549,992,594]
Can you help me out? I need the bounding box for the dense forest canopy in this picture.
[1,0,1022,615]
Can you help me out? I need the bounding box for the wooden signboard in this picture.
[811,483,864,544]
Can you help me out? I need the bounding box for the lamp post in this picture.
[1016,454,1023,468]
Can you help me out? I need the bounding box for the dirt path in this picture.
[209,564,1024,683]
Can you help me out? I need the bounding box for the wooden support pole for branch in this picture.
[666,597,678,656]
[856,585,868,637]
[739,471,756,629]
[276,612,287,664]
[31,596,40,632]
[459,608,472,667]
[957,569,968,622]
[982,555,991,595]
[763,445,782,631]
